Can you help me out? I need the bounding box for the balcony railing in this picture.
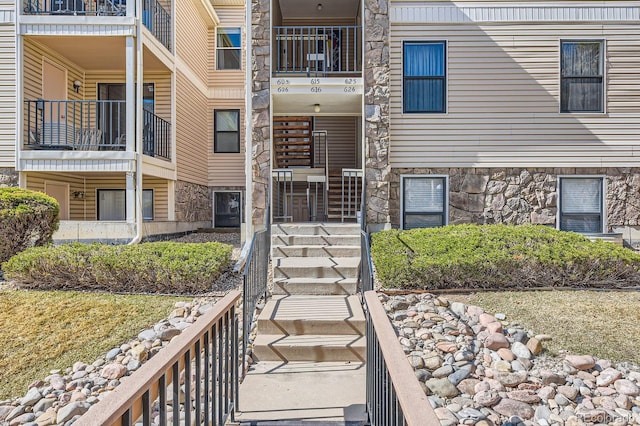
[143,110,171,161]
[25,100,171,159]
[274,26,361,76]
[143,0,171,51]
[23,0,127,16]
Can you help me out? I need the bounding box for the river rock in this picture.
[474,389,501,407]
[484,333,509,350]
[511,342,531,359]
[564,354,596,371]
[434,407,458,426]
[56,402,91,424]
[101,363,127,380]
[20,387,42,406]
[614,379,639,396]
[492,398,534,419]
[425,378,459,398]
[596,367,622,387]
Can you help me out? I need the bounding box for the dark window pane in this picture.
[143,189,153,220]
[215,192,241,228]
[216,133,239,153]
[217,49,241,70]
[405,214,443,229]
[404,43,445,77]
[404,78,444,113]
[562,42,601,76]
[561,77,603,112]
[561,215,602,233]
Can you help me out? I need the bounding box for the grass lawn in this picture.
[446,290,640,365]
[0,287,187,400]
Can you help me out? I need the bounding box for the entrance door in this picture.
[42,60,67,122]
[292,194,310,222]
[45,181,70,220]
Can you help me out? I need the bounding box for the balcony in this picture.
[274,26,361,77]
[143,0,171,51]
[23,0,127,16]
[24,99,171,160]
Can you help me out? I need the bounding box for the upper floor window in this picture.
[214,110,240,153]
[560,41,604,113]
[403,41,446,113]
[402,175,448,229]
[558,177,604,233]
[216,28,242,70]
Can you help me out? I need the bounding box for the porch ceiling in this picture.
[278,0,360,19]
[28,36,169,72]
[30,36,126,70]
[272,93,362,116]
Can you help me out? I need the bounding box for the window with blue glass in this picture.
[403,41,446,113]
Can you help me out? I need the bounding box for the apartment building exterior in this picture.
[0,0,247,242]
[247,0,640,244]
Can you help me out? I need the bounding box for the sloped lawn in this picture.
[0,288,185,400]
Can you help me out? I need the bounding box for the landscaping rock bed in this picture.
[382,292,640,426]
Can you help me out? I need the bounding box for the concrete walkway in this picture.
[234,361,366,425]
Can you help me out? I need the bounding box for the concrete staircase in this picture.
[237,223,367,424]
[253,223,365,363]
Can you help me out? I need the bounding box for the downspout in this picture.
[244,0,253,238]
[129,0,144,244]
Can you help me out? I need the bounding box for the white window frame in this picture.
[558,39,606,114]
[213,191,242,228]
[400,174,449,230]
[556,175,606,234]
[216,27,242,71]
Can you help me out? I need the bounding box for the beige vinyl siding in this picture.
[209,98,245,187]
[212,6,246,88]
[176,70,208,185]
[175,0,210,84]
[0,19,15,167]
[314,116,358,169]
[25,172,169,220]
[389,23,640,168]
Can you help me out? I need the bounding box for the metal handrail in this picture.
[364,291,441,426]
[342,168,362,222]
[74,290,242,426]
[143,0,172,51]
[24,100,126,151]
[143,109,171,160]
[274,26,362,76]
[23,0,127,16]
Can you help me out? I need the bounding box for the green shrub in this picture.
[2,241,233,294]
[371,224,640,289]
[0,188,59,263]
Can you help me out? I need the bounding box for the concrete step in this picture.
[273,244,361,258]
[253,334,366,362]
[272,223,361,236]
[234,361,366,424]
[273,278,358,295]
[274,257,360,279]
[273,234,361,247]
[258,295,365,336]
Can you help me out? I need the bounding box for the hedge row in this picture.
[371,224,640,290]
[0,187,59,263]
[2,242,234,294]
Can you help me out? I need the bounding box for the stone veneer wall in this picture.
[364,0,391,226]
[0,168,18,187]
[390,168,640,230]
[250,0,271,226]
[175,180,212,222]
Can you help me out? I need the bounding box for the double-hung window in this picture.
[216,27,242,70]
[560,41,604,113]
[214,110,240,153]
[558,177,604,233]
[403,41,446,113]
[402,176,448,229]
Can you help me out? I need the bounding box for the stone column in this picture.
[364,0,391,227]
[251,0,271,227]
[0,168,18,188]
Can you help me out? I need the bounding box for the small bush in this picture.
[0,188,59,263]
[2,241,234,294]
[371,224,640,289]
